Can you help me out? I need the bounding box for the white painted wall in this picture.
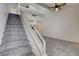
[10,3,18,14]
[19,3,79,43]
[39,4,79,43]
[0,3,9,44]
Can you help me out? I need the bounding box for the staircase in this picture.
[0,14,34,56]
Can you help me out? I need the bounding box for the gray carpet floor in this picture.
[1,13,79,56]
[43,36,79,56]
[0,14,34,56]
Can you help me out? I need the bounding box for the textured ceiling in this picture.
[36,3,79,9]
[42,3,79,6]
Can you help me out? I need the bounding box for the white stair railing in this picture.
[18,3,47,55]
[20,10,47,56]
[31,25,46,55]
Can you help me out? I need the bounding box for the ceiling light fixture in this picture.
[49,3,66,12]
[55,8,58,11]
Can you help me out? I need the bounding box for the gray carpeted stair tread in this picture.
[2,35,27,40]
[2,39,29,44]
[0,41,30,52]
[6,24,23,27]
[0,14,34,56]
[5,27,24,30]
[3,34,27,37]
[2,35,27,39]
[0,46,32,56]
[21,52,35,56]
[4,32,26,36]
